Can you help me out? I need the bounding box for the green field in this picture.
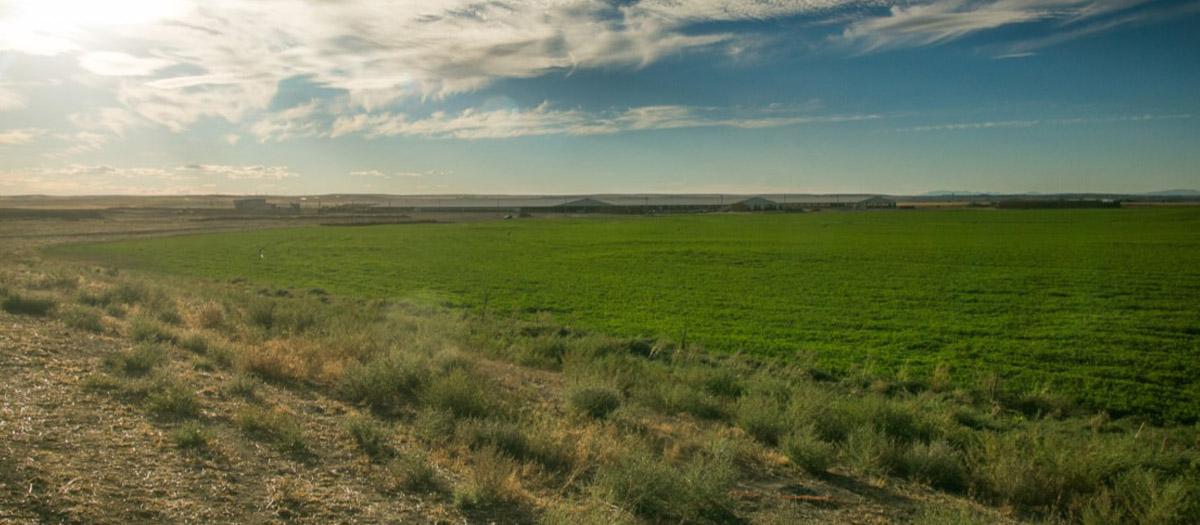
[55,209,1200,421]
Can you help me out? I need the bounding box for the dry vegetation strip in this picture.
[2,238,1198,525]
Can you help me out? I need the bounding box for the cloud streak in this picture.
[888,113,1193,132]
[321,103,880,140]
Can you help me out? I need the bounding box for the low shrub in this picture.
[179,332,209,354]
[225,373,260,400]
[781,424,836,474]
[897,440,967,492]
[458,419,570,470]
[735,396,789,446]
[238,340,308,384]
[145,382,202,419]
[567,385,621,419]
[194,300,225,329]
[338,352,429,415]
[106,343,167,376]
[236,406,308,457]
[384,450,442,493]
[106,281,149,305]
[172,422,211,450]
[1080,468,1197,525]
[591,444,736,524]
[129,317,175,344]
[346,415,392,461]
[2,294,55,316]
[156,308,183,326]
[425,369,494,419]
[60,305,103,332]
[454,446,521,511]
[842,426,901,478]
[414,407,457,445]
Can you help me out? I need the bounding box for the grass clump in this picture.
[425,369,494,419]
[2,293,56,316]
[236,406,308,457]
[454,446,521,511]
[129,316,176,344]
[105,281,149,305]
[178,332,209,354]
[781,424,836,474]
[145,382,202,419]
[338,352,429,415]
[735,396,789,446]
[194,300,225,329]
[567,385,621,419]
[106,343,167,376]
[383,450,442,493]
[224,373,260,400]
[346,415,392,461]
[172,422,211,451]
[59,304,103,332]
[591,444,737,524]
[898,440,967,492]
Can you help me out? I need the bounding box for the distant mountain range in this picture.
[920,189,1199,197]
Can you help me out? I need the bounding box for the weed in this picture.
[735,395,789,446]
[194,300,225,329]
[383,450,442,493]
[425,369,493,419]
[2,293,55,316]
[172,422,211,450]
[454,446,521,511]
[105,343,167,376]
[591,443,736,524]
[146,382,202,419]
[414,407,457,445]
[225,373,260,400]
[781,424,836,474]
[236,406,308,457]
[346,415,392,461]
[338,352,428,415]
[898,440,967,492]
[567,385,621,420]
[178,332,208,354]
[129,317,175,344]
[59,305,103,332]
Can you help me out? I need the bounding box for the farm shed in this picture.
[233,198,270,211]
[779,195,896,210]
[548,198,615,213]
[732,197,779,211]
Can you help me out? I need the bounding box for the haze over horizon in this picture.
[1,0,1198,196]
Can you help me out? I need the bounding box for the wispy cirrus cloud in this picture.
[888,112,1193,132]
[839,0,1157,53]
[0,163,297,194]
[321,102,880,140]
[0,128,45,145]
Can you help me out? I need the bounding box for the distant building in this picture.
[997,199,1120,209]
[732,197,779,211]
[548,198,615,213]
[779,195,896,210]
[233,198,270,211]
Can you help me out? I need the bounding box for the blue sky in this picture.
[0,0,1197,195]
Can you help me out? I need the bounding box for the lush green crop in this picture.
[54,209,1200,421]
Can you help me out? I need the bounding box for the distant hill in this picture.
[920,190,991,197]
[1141,189,1200,196]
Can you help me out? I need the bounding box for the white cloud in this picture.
[0,128,45,145]
[0,88,26,111]
[78,51,174,76]
[179,164,298,180]
[326,102,879,140]
[0,162,299,194]
[839,0,1156,52]
[888,113,1192,132]
[350,169,445,179]
[224,134,241,145]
